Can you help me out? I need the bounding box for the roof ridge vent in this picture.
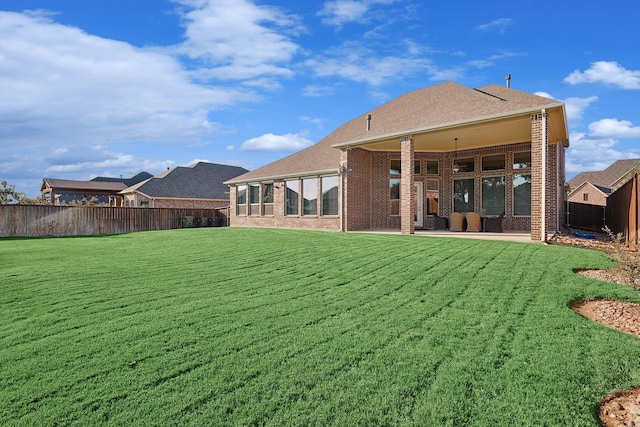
[473,88,507,101]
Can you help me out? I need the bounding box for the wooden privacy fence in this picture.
[565,202,605,232]
[0,205,230,238]
[606,173,639,251]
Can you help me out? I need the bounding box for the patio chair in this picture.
[433,214,448,230]
[484,213,504,232]
[465,212,482,232]
[449,212,464,232]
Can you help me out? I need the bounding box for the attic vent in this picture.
[366,114,371,131]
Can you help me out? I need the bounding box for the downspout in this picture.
[339,164,345,232]
[541,109,547,242]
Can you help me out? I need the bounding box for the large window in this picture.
[453,157,474,173]
[302,178,318,216]
[285,180,299,216]
[262,183,273,215]
[391,159,421,175]
[321,176,339,216]
[482,176,505,215]
[236,185,247,215]
[390,160,401,175]
[514,151,532,169]
[390,178,400,216]
[426,160,439,175]
[513,174,532,216]
[249,183,260,216]
[482,154,505,171]
[426,179,439,215]
[453,178,475,212]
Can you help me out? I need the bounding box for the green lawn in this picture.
[1,228,638,426]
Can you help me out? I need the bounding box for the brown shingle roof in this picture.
[42,178,127,192]
[228,81,564,184]
[568,159,640,192]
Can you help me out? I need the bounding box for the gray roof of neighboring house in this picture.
[227,81,565,184]
[91,172,154,187]
[121,162,249,200]
[568,159,640,192]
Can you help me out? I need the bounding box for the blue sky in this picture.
[1,0,639,198]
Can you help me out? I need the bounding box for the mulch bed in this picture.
[549,230,639,427]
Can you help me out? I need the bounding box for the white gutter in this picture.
[541,108,547,242]
[224,168,339,185]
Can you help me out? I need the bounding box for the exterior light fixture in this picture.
[453,138,460,173]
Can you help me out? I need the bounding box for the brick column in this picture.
[401,136,415,234]
[530,113,546,241]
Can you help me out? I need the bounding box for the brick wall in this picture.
[229,178,341,231]
[228,135,564,238]
[344,148,373,231]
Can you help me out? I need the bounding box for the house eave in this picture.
[225,168,339,185]
[332,103,566,151]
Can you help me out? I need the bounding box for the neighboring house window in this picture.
[321,176,339,216]
[426,160,439,175]
[285,180,299,216]
[236,185,247,216]
[513,174,532,216]
[583,193,588,202]
[390,178,400,216]
[426,179,439,215]
[302,177,318,216]
[482,154,505,171]
[453,178,475,213]
[482,176,505,215]
[513,151,532,169]
[140,200,149,207]
[249,183,260,216]
[262,183,274,215]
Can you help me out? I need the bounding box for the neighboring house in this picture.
[41,172,152,205]
[567,159,640,206]
[226,81,569,241]
[119,162,249,209]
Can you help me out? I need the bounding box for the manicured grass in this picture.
[1,228,639,426]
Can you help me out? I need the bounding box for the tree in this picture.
[0,180,26,204]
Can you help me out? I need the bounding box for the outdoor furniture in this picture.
[483,213,504,232]
[465,212,482,232]
[449,212,464,232]
[433,214,448,230]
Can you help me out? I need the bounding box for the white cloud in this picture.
[302,85,336,97]
[173,0,302,80]
[44,145,173,175]
[566,131,640,175]
[477,18,512,34]
[588,118,640,138]
[564,61,640,89]
[305,42,449,85]
[0,11,253,149]
[318,0,399,27]
[563,96,598,121]
[241,133,313,152]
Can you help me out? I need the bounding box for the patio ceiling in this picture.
[334,106,568,153]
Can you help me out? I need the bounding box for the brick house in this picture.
[120,162,248,209]
[567,158,640,206]
[226,82,569,241]
[41,172,152,206]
